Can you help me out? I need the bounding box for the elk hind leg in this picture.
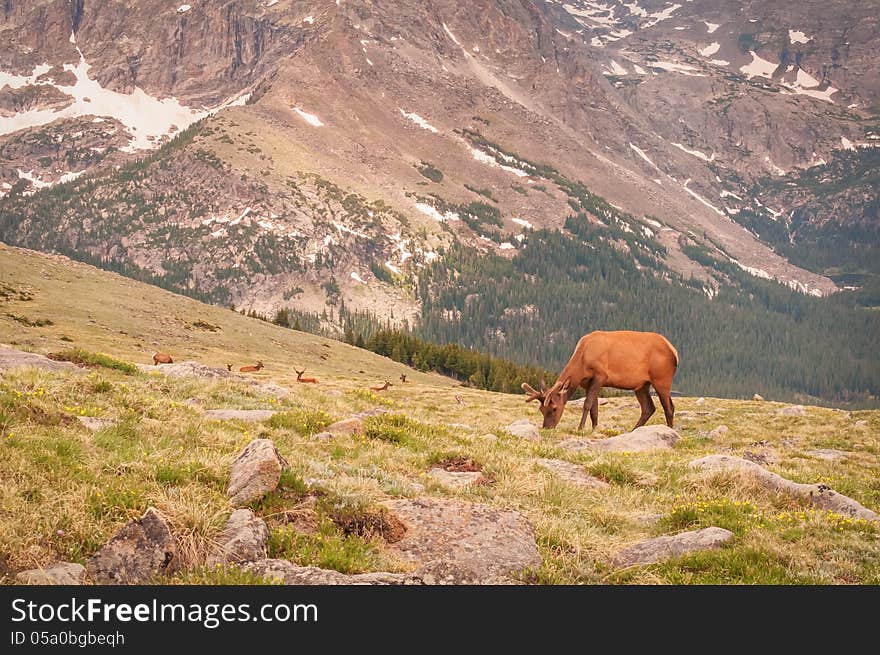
[654,382,675,428]
[633,383,655,429]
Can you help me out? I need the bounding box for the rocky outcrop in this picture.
[428,468,485,488]
[777,405,807,416]
[77,416,114,431]
[207,509,269,565]
[205,409,277,422]
[324,409,389,436]
[506,419,540,440]
[535,458,608,489]
[0,346,80,372]
[560,425,680,453]
[227,439,288,506]
[690,455,880,523]
[381,498,541,584]
[243,559,416,585]
[612,527,735,568]
[16,562,86,585]
[139,361,238,379]
[85,507,177,584]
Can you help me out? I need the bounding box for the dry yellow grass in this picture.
[1,244,878,584]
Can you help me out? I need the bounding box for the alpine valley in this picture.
[1,0,878,405]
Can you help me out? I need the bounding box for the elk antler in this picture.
[522,382,544,402]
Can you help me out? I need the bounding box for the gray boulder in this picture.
[325,409,389,436]
[0,346,80,373]
[205,409,277,422]
[381,498,541,583]
[86,508,177,584]
[227,439,288,506]
[612,527,734,568]
[78,416,114,432]
[690,455,880,523]
[535,458,608,489]
[207,509,269,565]
[428,468,485,488]
[507,419,540,440]
[16,562,86,585]
[560,425,680,453]
[778,405,806,416]
[243,559,416,585]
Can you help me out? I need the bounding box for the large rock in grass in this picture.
[381,498,541,584]
[507,419,540,440]
[325,408,389,436]
[428,468,486,488]
[0,346,80,373]
[138,361,236,379]
[86,508,177,584]
[243,559,416,585]
[535,458,608,489]
[690,455,880,523]
[16,562,86,585]
[207,509,269,565]
[612,527,734,568]
[205,409,277,422]
[560,425,680,453]
[227,439,288,506]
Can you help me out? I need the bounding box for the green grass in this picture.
[1,245,878,585]
[49,348,137,374]
[268,517,394,574]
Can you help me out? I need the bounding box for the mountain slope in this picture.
[1,244,878,585]
[1,0,878,404]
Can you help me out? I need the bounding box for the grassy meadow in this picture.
[1,244,878,584]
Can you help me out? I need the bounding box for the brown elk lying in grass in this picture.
[239,361,264,373]
[295,369,318,384]
[153,352,173,365]
[370,381,392,391]
[399,374,407,383]
[523,330,679,431]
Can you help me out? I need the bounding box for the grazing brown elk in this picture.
[240,361,264,373]
[370,381,392,391]
[399,374,407,383]
[523,330,679,431]
[295,369,318,384]
[153,352,173,366]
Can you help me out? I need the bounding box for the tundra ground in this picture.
[1,245,878,584]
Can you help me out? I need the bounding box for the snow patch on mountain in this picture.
[293,107,324,127]
[671,142,714,162]
[788,30,811,44]
[682,179,724,216]
[698,42,720,57]
[0,51,251,150]
[399,109,438,133]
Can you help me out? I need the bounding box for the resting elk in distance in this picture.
[370,381,392,391]
[295,369,318,384]
[153,352,173,365]
[523,330,679,431]
[240,361,264,373]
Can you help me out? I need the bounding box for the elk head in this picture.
[522,379,571,428]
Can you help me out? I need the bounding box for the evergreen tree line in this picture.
[414,226,880,408]
[269,305,556,393]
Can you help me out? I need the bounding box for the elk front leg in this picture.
[578,378,603,430]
